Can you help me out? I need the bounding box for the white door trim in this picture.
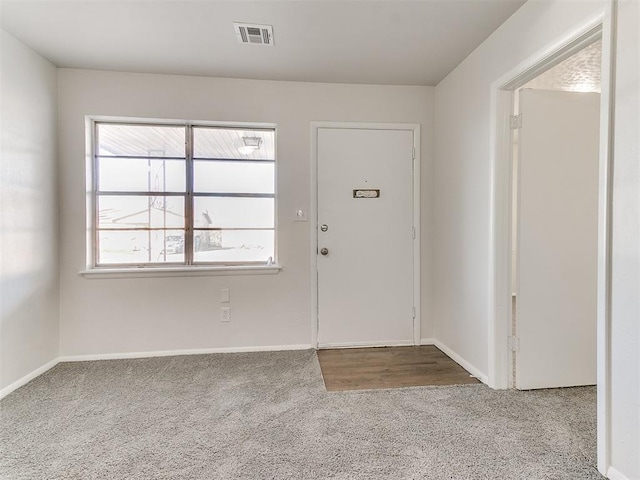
[487,5,615,475]
[310,122,421,349]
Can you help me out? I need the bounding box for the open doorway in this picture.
[510,38,602,390]
[490,16,615,475]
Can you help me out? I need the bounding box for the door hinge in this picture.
[412,226,416,239]
[412,307,416,319]
[510,114,522,130]
[412,146,416,160]
[508,336,520,352]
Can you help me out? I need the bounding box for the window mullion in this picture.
[185,125,194,265]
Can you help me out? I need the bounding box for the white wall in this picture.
[433,0,607,378]
[433,0,639,477]
[0,30,59,391]
[57,69,434,356]
[609,2,639,478]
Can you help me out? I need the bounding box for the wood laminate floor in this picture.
[317,345,480,391]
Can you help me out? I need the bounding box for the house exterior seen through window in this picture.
[93,121,276,267]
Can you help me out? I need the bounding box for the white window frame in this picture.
[81,117,281,278]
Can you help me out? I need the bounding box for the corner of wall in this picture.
[0,28,61,392]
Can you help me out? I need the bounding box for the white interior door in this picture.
[516,89,600,390]
[317,127,415,347]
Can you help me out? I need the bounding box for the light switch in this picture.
[221,288,230,303]
[294,208,308,222]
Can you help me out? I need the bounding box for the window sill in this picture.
[79,265,282,279]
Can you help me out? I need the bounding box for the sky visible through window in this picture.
[95,124,275,265]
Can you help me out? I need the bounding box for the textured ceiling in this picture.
[524,40,602,93]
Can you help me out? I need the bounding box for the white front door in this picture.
[317,126,415,347]
[515,89,600,389]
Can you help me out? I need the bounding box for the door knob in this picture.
[320,247,329,256]
[320,224,329,232]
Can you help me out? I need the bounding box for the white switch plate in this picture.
[294,208,308,222]
[221,288,230,303]
[221,307,231,322]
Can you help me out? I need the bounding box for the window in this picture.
[92,121,276,268]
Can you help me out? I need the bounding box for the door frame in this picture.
[488,4,616,475]
[310,122,421,349]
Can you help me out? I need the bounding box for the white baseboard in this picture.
[58,344,313,362]
[0,358,60,400]
[607,466,633,480]
[422,338,489,385]
[318,340,414,349]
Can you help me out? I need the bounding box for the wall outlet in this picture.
[221,307,231,322]
[221,288,230,303]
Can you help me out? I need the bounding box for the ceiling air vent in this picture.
[234,23,274,46]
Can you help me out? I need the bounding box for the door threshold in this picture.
[318,340,415,350]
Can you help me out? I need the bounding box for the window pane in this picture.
[92,122,278,268]
[193,128,275,160]
[99,158,185,192]
[193,197,273,229]
[98,124,185,158]
[193,230,274,263]
[158,231,185,263]
[98,230,185,265]
[194,161,274,194]
[98,196,185,229]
